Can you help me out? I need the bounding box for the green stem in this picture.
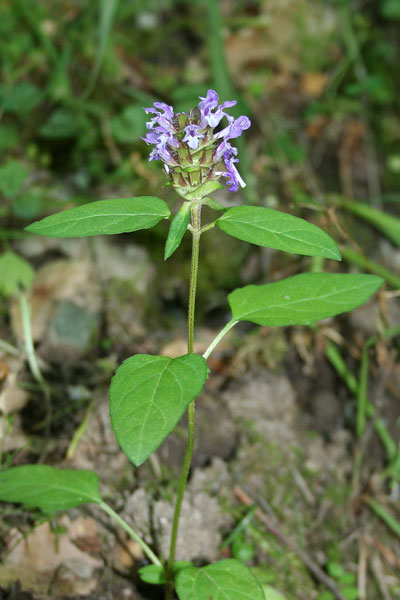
[187,203,201,354]
[203,320,238,360]
[165,202,202,597]
[19,293,44,386]
[99,501,162,567]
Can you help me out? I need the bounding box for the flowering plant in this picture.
[0,90,383,600]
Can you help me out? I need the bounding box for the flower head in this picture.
[142,90,251,198]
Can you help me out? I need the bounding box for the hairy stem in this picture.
[165,202,202,597]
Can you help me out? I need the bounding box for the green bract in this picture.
[109,353,209,466]
[228,273,384,327]
[217,206,341,260]
[0,466,102,513]
[25,196,170,238]
[175,559,264,600]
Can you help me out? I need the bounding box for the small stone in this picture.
[42,299,98,360]
[153,491,231,562]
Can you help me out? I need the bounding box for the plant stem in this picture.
[19,293,52,461]
[19,293,44,386]
[99,501,162,567]
[187,203,201,354]
[165,202,202,598]
[203,319,238,360]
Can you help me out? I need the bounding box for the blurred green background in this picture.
[1,0,400,219]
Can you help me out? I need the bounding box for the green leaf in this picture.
[138,561,192,585]
[111,105,147,144]
[179,180,224,201]
[109,354,208,466]
[40,108,79,140]
[0,160,29,198]
[164,202,191,260]
[0,251,35,297]
[262,585,288,600]
[12,191,44,219]
[39,108,80,139]
[228,273,384,327]
[1,82,43,115]
[25,197,170,238]
[203,197,226,211]
[138,565,166,585]
[339,198,400,247]
[0,465,102,514]
[217,206,341,260]
[175,559,264,600]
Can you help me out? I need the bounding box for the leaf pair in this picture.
[25,197,342,263]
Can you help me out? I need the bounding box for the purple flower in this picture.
[144,102,175,132]
[215,115,251,141]
[222,147,246,192]
[182,124,205,150]
[198,90,237,128]
[142,90,251,195]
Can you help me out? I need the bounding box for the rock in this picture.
[68,390,130,486]
[0,566,49,598]
[190,457,232,495]
[10,258,101,361]
[222,369,299,446]
[308,390,344,436]
[153,491,232,562]
[349,296,400,337]
[5,517,102,574]
[0,358,28,415]
[123,489,152,545]
[41,300,98,361]
[155,392,237,474]
[92,238,155,294]
[92,238,155,349]
[0,357,29,452]
[50,559,97,597]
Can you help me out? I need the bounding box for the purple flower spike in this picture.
[142,91,250,195]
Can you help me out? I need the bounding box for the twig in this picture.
[370,553,392,600]
[233,486,348,600]
[358,537,368,600]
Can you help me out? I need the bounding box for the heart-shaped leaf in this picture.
[228,273,383,327]
[109,353,208,466]
[175,559,264,600]
[25,196,170,238]
[0,465,102,514]
[165,202,191,260]
[217,206,341,260]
